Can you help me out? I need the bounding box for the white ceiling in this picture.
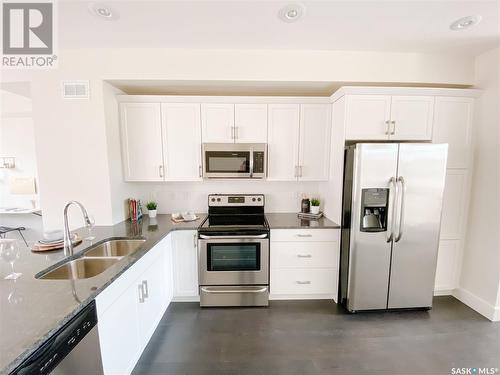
[59,1,500,55]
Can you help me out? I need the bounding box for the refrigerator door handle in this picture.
[386,177,397,242]
[395,176,406,242]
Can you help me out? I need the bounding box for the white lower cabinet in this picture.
[171,230,199,300]
[270,229,339,301]
[96,236,172,375]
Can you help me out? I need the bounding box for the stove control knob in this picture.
[257,197,262,202]
[217,198,221,202]
[211,198,215,202]
[252,198,256,202]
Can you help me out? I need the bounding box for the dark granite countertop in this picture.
[0,214,204,375]
[265,213,340,229]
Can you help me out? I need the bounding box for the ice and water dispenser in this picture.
[360,188,388,232]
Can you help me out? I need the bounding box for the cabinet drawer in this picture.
[271,229,337,242]
[271,242,337,269]
[271,268,336,295]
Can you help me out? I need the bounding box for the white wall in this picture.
[0,47,478,228]
[458,46,500,321]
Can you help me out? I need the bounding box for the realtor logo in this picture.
[2,2,57,68]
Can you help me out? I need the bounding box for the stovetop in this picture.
[198,194,269,235]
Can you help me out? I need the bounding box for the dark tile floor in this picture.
[132,297,500,375]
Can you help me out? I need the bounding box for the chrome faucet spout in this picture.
[63,201,91,257]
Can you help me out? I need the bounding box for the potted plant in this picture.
[146,201,158,218]
[310,198,320,214]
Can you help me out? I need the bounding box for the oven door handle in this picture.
[199,234,268,239]
[201,287,268,294]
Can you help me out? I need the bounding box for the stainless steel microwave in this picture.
[202,143,267,179]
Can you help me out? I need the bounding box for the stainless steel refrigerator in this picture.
[339,143,448,312]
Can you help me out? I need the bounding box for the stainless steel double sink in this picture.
[37,239,146,280]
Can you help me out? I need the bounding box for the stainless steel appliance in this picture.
[339,143,448,312]
[198,194,269,307]
[10,301,104,375]
[202,143,267,179]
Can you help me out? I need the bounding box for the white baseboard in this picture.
[434,289,454,296]
[270,294,336,301]
[453,287,500,322]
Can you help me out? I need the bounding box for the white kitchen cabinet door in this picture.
[120,103,164,181]
[433,97,473,169]
[345,95,391,140]
[434,240,459,291]
[201,103,235,143]
[440,170,468,240]
[298,104,332,181]
[172,230,199,298]
[234,104,268,143]
[138,255,167,351]
[267,104,300,181]
[390,96,434,140]
[98,284,140,375]
[161,103,202,181]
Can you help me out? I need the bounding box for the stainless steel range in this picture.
[198,194,269,307]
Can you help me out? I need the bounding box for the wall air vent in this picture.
[62,80,90,99]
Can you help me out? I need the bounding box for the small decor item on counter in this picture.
[32,233,82,252]
[128,198,143,221]
[301,195,310,213]
[297,211,324,220]
[171,212,199,223]
[310,198,321,214]
[146,201,158,218]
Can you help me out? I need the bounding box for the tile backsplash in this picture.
[133,180,322,214]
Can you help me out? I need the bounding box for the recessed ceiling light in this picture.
[278,3,306,23]
[450,15,482,31]
[88,2,119,21]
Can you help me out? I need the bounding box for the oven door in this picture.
[198,236,269,285]
[203,150,251,178]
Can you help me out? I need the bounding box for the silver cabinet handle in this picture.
[199,165,202,178]
[299,165,303,178]
[385,120,390,135]
[296,234,312,238]
[138,284,145,303]
[297,254,312,258]
[159,165,164,178]
[142,280,149,299]
[296,280,311,285]
[387,177,397,243]
[231,126,235,139]
[391,120,396,135]
[395,176,406,242]
[193,233,197,248]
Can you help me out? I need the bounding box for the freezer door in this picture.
[388,143,448,309]
[347,143,398,311]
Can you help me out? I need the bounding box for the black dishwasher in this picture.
[10,300,104,375]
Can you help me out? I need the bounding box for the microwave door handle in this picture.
[249,148,254,178]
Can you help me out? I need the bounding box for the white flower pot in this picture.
[310,205,320,214]
[148,210,157,218]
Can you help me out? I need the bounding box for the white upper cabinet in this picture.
[161,103,202,181]
[299,104,332,181]
[234,104,268,143]
[267,104,300,181]
[432,97,473,169]
[390,96,434,140]
[120,103,164,181]
[345,95,391,140]
[201,103,234,143]
[344,95,434,141]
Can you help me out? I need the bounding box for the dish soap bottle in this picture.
[301,195,310,213]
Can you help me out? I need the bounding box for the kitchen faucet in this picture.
[63,201,92,257]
